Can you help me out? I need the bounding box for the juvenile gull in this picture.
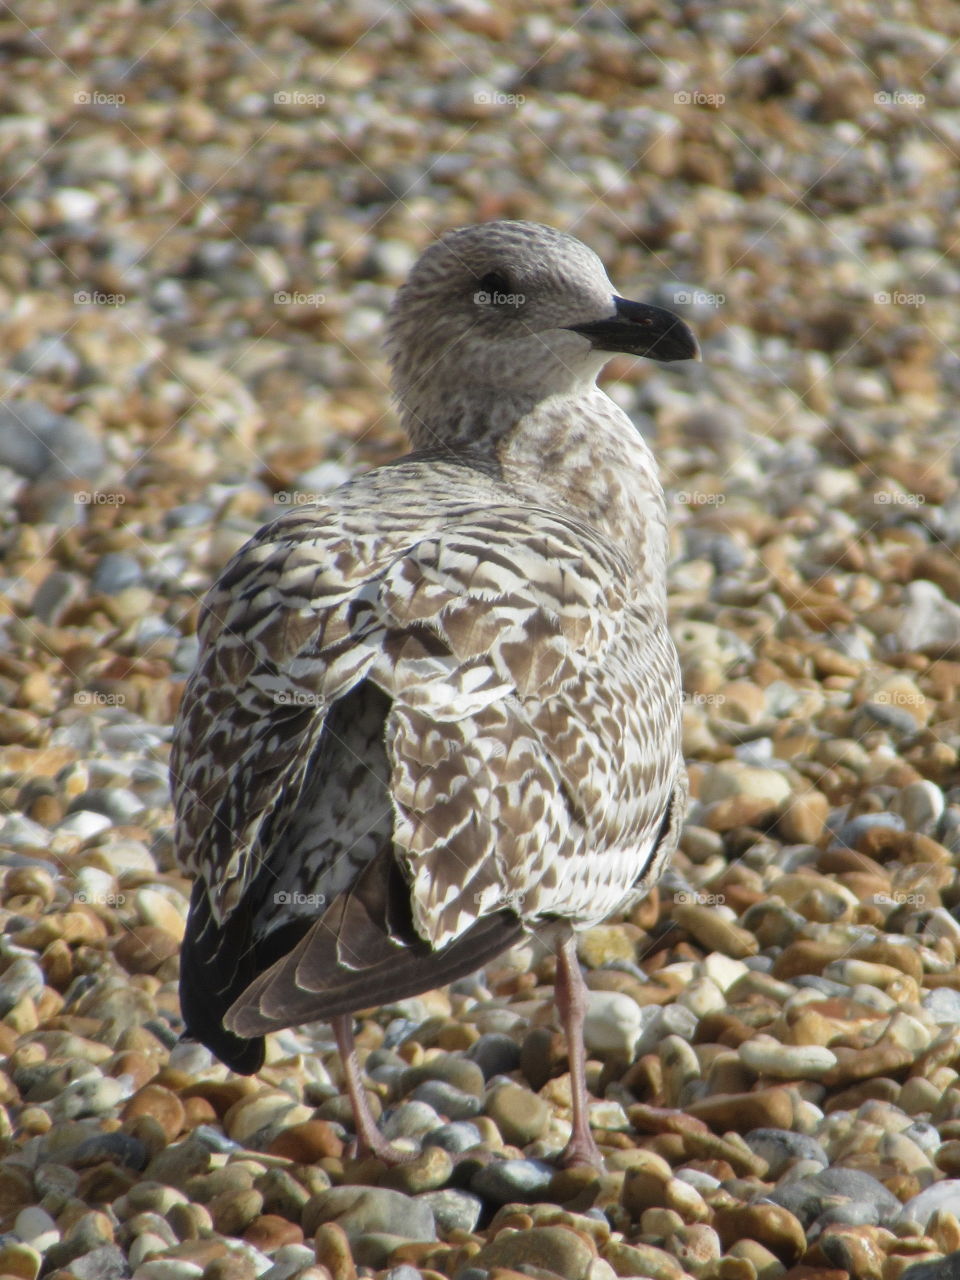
[171,220,698,1167]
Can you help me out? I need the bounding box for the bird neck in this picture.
[400,382,669,599]
[496,386,670,600]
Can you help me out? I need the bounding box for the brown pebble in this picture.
[314,1222,357,1280]
[0,1240,41,1280]
[180,1080,258,1117]
[106,1051,156,1091]
[201,1255,258,1280]
[701,795,783,833]
[772,940,841,980]
[183,1096,220,1129]
[27,789,64,825]
[470,1225,596,1275]
[626,1104,711,1136]
[680,1129,769,1177]
[672,904,759,958]
[852,940,923,982]
[114,926,180,974]
[822,1038,916,1087]
[521,1026,567,1091]
[686,1088,794,1133]
[823,1078,900,1112]
[818,1224,887,1278]
[777,790,829,844]
[209,1188,264,1237]
[242,1214,304,1250]
[121,1084,185,1142]
[714,1203,806,1263]
[76,1162,137,1203]
[267,1120,344,1162]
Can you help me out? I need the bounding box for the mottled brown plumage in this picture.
[171,221,697,1164]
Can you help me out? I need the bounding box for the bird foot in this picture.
[556,1129,605,1170]
[344,1130,419,1166]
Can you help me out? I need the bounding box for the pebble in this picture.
[486,1082,551,1146]
[470,1158,556,1204]
[0,957,46,1015]
[423,1122,483,1154]
[738,1038,838,1079]
[686,1087,794,1133]
[15,1205,60,1251]
[408,1079,483,1120]
[0,402,105,481]
[897,581,960,658]
[770,1167,903,1227]
[584,989,648,1056]
[713,1204,807,1264]
[901,1183,960,1229]
[470,1225,596,1278]
[305,1186,436,1243]
[381,1100,443,1139]
[744,1130,829,1178]
[416,1188,482,1235]
[466,1033,522,1078]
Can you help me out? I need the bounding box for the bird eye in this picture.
[475,271,513,306]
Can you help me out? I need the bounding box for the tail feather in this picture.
[225,904,523,1037]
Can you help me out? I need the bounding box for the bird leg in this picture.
[554,934,604,1169]
[332,1013,412,1165]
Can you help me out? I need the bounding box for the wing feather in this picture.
[173,482,683,1035]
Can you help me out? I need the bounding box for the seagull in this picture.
[171,220,697,1168]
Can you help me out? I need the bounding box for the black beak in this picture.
[566,295,700,362]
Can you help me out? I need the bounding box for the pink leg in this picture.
[554,935,604,1169]
[332,1013,412,1165]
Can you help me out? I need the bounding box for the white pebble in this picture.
[677,976,726,1017]
[584,990,645,1056]
[700,952,750,992]
[128,1233,170,1267]
[51,187,99,221]
[15,1205,59,1250]
[901,1180,960,1227]
[738,1037,838,1079]
[55,810,113,840]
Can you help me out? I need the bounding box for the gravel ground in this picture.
[2,2,960,1279]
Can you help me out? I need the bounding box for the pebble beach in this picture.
[2,2,960,1279]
